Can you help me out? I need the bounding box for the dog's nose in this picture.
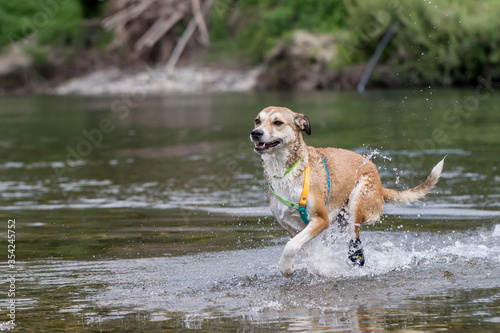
[251,129,263,140]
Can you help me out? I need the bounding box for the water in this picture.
[0,90,499,331]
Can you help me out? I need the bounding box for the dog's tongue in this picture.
[257,142,265,147]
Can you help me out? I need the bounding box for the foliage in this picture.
[342,0,500,85]
[2,0,499,89]
[0,0,83,49]
[209,0,500,86]
[209,0,345,63]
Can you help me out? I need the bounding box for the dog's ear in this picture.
[294,113,311,135]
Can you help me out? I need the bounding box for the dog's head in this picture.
[250,106,310,154]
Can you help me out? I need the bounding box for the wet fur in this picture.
[250,106,444,277]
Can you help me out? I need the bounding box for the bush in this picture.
[342,0,500,85]
[0,0,83,49]
[209,0,345,63]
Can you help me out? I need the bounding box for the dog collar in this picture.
[273,157,301,178]
[268,157,330,226]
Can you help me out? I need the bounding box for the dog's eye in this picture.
[255,119,261,125]
[274,121,284,126]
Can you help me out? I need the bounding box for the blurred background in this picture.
[1,1,500,332]
[2,0,500,92]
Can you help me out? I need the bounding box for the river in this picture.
[0,89,499,331]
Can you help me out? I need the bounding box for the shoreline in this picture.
[55,65,262,95]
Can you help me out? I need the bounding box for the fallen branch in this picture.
[102,0,155,29]
[102,0,213,66]
[357,21,403,92]
[192,0,210,46]
[166,0,213,73]
[134,11,183,51]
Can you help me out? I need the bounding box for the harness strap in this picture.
[299,165,310,206]
[298,165,310,225]
[321,157,331,206]
[268,156,330,226]
[273,157,301,178]
[268,185,299,210]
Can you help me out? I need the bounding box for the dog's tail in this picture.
[383,157,446,205]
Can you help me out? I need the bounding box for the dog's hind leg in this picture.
[344,200,365,266]
[346,176,385,266]
[346,176,372,266]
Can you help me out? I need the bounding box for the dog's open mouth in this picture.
[254,140,282,153]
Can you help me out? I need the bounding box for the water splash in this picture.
[362,147,392,162]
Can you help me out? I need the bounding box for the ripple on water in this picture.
[15,224,500,327]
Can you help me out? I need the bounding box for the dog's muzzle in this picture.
[250,129,282,154]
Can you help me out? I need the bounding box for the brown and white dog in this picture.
[250,106,445,277]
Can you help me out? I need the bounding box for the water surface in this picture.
[0,90,499,331]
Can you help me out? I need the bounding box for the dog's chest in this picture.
[268,176,306,233]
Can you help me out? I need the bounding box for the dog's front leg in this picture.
[278,205,329,277]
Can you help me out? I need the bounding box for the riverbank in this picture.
[2,1,500,95]
[55,65,262,95]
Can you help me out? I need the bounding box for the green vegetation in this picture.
[343,0,500,85]
[209,0,345,63]
[0,0,83,48]
[0,0,110,88]
[209,0,500,86]
[2,0,500,88]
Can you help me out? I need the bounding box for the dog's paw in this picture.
[278,258,295,277]
[348,237,365,267]
[349,250,365,267]
[279,265,295,278]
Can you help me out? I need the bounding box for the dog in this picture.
[250,106,445,277]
